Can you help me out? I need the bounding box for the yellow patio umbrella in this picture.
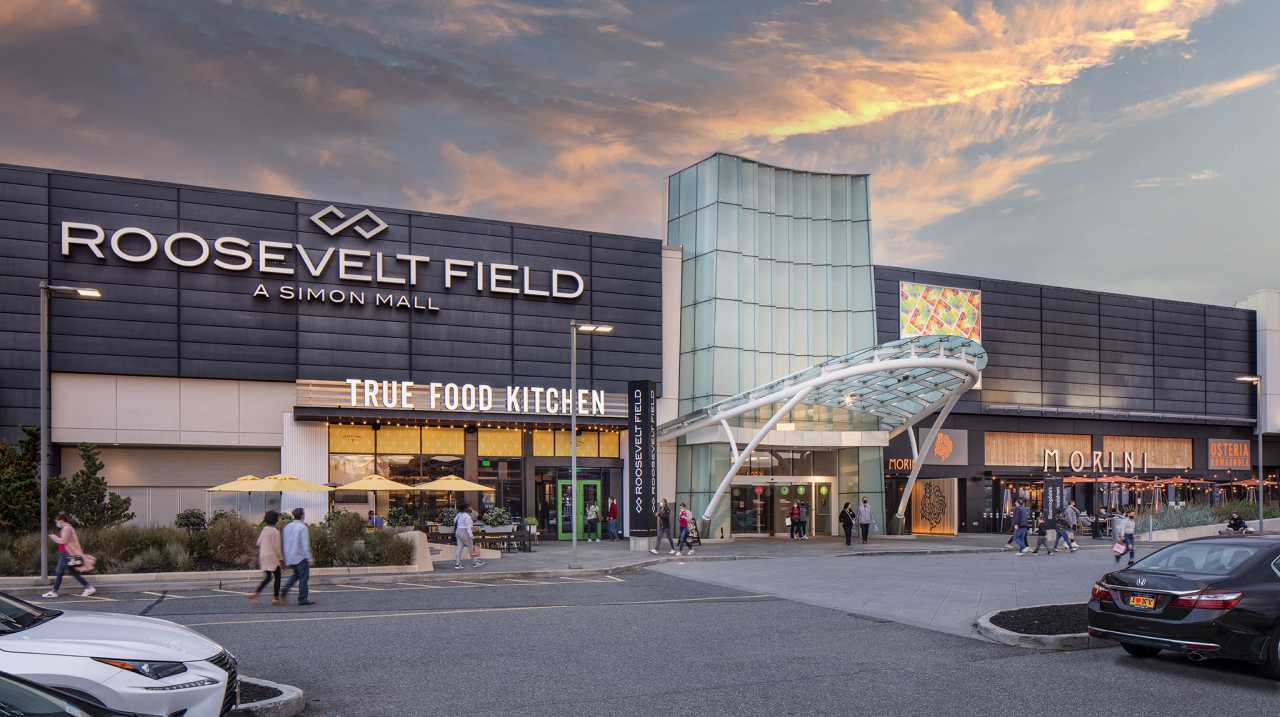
[335,475,423,492]
[207,473,333,493]
[413,475,494,493]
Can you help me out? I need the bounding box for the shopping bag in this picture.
[784,517,791,527]
[1111,541,1126,555]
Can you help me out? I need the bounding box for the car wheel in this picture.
[1122,643,1160,658]
[1263,628,1280,680]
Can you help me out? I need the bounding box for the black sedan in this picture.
[1088,535,1280,676]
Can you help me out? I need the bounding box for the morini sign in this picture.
[58,205,586,314]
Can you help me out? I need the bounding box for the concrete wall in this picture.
[1237,289,1279,433]
[51,373,294,447]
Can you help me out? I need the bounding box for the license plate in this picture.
[1130,595,1157,609]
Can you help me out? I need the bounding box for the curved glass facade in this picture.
[667,154,884,536]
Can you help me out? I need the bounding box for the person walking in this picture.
[280,507,314,606]
[606,497,620,540]
[453,503,485,569]
[42,512,95,598]
[798,501,810,540]
[1011,499,1031,555]
[1114,511,1137,565]
[250,510,283,605]
[839,502,856,546]
[675,503,694,556]
[1052,509,1077,554]
[650,498,675,554]
[856,497,874,544]
[1029,514,1051,555]
[585,501,600,543]
[1065,500,1081,536]
[789,503,801,540]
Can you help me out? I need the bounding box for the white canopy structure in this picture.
[658,335,987,526]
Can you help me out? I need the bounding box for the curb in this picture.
[975,604,1111,651]
[232,677,304,717]
[4,546,1029,593]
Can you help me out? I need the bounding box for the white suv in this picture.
[0,592,235,717]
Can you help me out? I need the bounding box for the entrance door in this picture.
[730,485,773,535]
[555,478,601,540]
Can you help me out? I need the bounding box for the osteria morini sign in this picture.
[294,378,626,418]
[58,206,586,315]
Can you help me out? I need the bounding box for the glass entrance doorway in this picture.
[555,478,601,541]
[730,478,833,537]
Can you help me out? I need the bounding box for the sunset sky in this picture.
[2,0,1276,304]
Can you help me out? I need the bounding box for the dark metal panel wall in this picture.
[0,165,663,443]
[874,265,1257,421]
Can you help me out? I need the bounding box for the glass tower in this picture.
[667,154,884,538]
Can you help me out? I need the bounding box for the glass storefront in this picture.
[326,423,622,537]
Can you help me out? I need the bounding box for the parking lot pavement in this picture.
[21,567,1280,715]
[652,544,1154,639]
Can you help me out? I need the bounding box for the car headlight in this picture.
[93,657,188,680]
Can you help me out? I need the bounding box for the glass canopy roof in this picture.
[658,335,987,441]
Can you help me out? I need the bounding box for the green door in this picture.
[556,478,602,540]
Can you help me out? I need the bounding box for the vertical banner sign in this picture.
[1042,477,1064,520]
[628,380,658,537]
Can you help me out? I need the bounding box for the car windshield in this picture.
[1134,542,1260,576]
[0,593,58,634]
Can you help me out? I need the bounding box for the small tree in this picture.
[54,444,134,529]
[0,427,41,532]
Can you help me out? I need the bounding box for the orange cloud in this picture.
[0,0,96,34]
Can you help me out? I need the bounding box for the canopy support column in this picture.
[721,419,739,463]
[894,392,962,522]
[701,386,814,524]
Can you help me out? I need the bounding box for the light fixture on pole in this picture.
[568,320,614,569]
[1237,374,1265,534]
[38,283,102,580]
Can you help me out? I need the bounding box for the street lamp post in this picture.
[1238,375,1265,534]
[568,320,613,569]
[38,282,102,580]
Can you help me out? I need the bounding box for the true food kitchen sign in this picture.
[296,378,625,418]
[58,205,586,314]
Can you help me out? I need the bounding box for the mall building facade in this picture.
[0,164,661,538]
[2,155,1277,540]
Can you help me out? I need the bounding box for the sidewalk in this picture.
[0,532,1137,595]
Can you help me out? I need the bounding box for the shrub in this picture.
[175,509,207,532]
[365,531,414,566]
[54,444,133,529]
[164,541,194,572]
[309,524,336,568]
[436,507,457,527]
[1211,500,1280,523]
[123,546,168,573]
[324,511,366,544]
[0,550,20,577]
[386,505,416,528]
[80,526,185,574]
[186,530,212,564]
[481,507,512,527]
[209,510,240,526]
[207,516,257,568]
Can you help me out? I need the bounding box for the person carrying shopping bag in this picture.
[43,512,95,598]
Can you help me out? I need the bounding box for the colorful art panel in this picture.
[898,281,982,342]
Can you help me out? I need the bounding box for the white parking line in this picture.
[213,588,251,596]
[335,584,382,591]
[142,591,191,599]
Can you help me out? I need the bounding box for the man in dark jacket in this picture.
[649,499,676,554]
[1011,499,1031,555]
